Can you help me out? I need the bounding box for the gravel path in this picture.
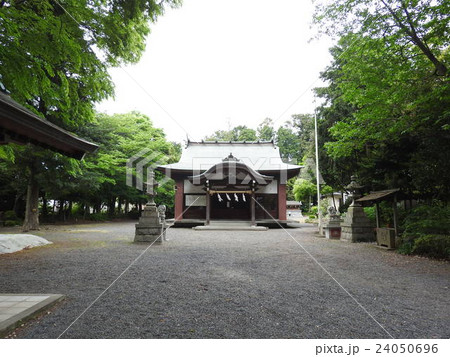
[0,222,449,339]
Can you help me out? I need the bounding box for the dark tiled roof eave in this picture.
[0,92,98,159]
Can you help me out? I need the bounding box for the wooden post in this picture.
[278,183,287,220]
[206,190,211,225]
[375,202,381,228]
[251,191,256,226]
[393,194,398,237]
[174,180,184,221]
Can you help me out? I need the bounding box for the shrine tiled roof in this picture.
[158,140,302,174]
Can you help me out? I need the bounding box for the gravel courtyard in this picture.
[0,222,449,339]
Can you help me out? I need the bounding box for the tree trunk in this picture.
[67,201,73,219]
[41,194,48,221]
[108,197,116,217]
[381,0,448,76]
[117,198,122,214]
[22,167,40,231]
[58,200,65,221]
[13,193,22,217]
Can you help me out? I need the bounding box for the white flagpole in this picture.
[314,103,323,235]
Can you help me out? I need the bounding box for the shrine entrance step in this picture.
[193,220,268,231]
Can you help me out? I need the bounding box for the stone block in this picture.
[134,205,164,243]
[376,228,396,248]
[340,204,374,243]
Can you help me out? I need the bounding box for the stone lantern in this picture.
[134,170,164,243]
[340,176,375,242]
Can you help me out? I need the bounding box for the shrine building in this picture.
[157,140,301,227]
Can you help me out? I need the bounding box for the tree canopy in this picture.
[313,0,450,198]
[0,0,180,129]
[313,0,449,76]
[0,0,180,229]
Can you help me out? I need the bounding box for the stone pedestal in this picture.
[340,204,374,242]
[323,212,342,239]
[376,227,396,249]
[134,203,163,243]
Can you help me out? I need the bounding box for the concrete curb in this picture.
[0,294,65,337]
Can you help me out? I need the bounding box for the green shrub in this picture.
[3,210,18,220]
[363,206,376,224]
[4,220,21,227]
[403,204,450,238]
[397,241,414,255]
[127,209,140,219]
[411,235,450,260]
[70,204,84,217]
[88,213,109,221]
[398,204,450,260]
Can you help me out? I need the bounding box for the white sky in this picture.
[95,0,334,143]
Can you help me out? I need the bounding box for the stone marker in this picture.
[340,176,374,242]
[134,170,163,243]
[158,204,169,241]
[323,206,342,239]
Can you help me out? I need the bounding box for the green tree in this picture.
[205,125,257,141]
[0,0,180,230]
[316,33,450,198]
[314,40,360,190]
[276,121,300,162]
[0,111,180,222]
[313,1,450,199]
[313,0,449,76]
[292,114,315,162]
[293,179,317,209]
[257,118,275,141]
[76,111,179,216]
[232,126,257,141]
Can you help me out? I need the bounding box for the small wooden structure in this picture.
[286,201,301,210]
[356,189,400,249]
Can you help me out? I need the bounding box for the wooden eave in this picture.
[0,92,98,160]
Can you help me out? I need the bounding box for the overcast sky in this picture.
[95,0,334,143]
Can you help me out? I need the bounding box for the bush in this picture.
[70,204,85,218]
[398,204,450,260]
[3,210,18,220]
[87,213,109,221]
[127,209,140,219]
[403,204,450,238]
[4,220,21,227]
[411,235,450,260]
[397,240,414,255]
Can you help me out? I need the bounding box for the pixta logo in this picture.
[126,149,171,191]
